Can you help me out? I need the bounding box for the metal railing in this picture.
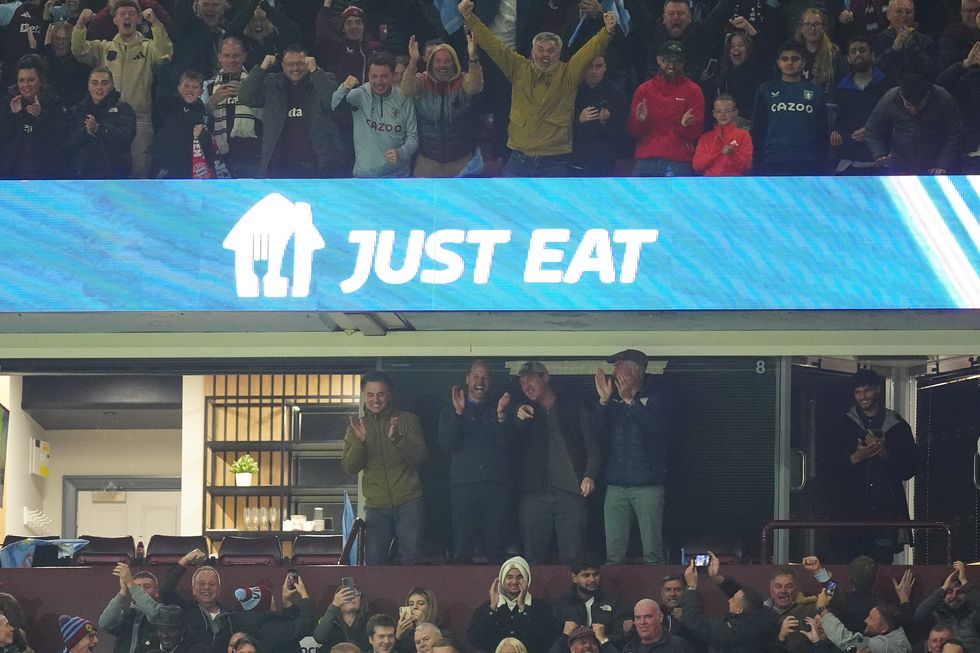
[760,519,953,563]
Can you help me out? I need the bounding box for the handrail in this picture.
[760,519,953,564]
[339,518,366,566]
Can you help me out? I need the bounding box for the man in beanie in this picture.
[315,1,381,173]
[594,349,674,565]
[467,556,560,653]
[60,616,99,653]
[232,573,316,653]
[148,606,210,653]
[504,361,599,565]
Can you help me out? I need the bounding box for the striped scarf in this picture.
[209,70,261,155]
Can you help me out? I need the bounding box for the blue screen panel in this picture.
[0,176,977,312]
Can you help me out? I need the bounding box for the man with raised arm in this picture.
[160,548,235,653]
[456,0,617,177]
[238,45,343,177]
[71,0,172,177]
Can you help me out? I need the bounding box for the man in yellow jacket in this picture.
[458,0,617,176]
[71,1,173,177]
[342,371,427,565]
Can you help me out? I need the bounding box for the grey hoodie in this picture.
[332,80,418,178]
[821,613,912,653]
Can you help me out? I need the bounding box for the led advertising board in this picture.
[0,176,978,312]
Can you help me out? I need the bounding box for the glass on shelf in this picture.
[259,507,269,531]
[268,507,278,530]
[243,506,255,531]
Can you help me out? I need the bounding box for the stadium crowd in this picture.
[0,0,977,178]
[0,552,979,653]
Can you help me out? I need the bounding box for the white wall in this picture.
[181,376,205,535]
[1,376,47,537]
[40,428,181,535]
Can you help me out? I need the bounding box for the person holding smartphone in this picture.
[826,369,918,563]
[312,580,370,653]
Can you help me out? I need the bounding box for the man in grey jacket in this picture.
[914,562,980,653]
[814,591,911,653]
[99,563,161,653]
[238,45,343,177]
[865,73,962,174]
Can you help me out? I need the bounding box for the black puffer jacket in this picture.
[0,86,67,179]
[66,89,137,178]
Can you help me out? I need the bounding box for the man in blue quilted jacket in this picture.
[594,349,675,565]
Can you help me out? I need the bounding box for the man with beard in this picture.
[438,359,515,564]
[640,0,741,81]
[332,51,418,178]
[149,607,211,653]
[677,560,774,653]
[71,1,172,177]
[622,600,692,653]
[467,556,560,653]
[506,361,600,564]
[340,371,426,565]
[914,562,980,652]
[751,40,829,175]
[401,32,484,177]
[238,46,343,177]
[659,576,697,644]
[832,36,895,174]
[825,369,918,562]
[552,560,628,647]
[814,592,911,653]
[458,0,617,177]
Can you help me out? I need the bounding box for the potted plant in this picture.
[231,454,259,487]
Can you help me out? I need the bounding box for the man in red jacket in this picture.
[627,40,704,177]
[693,94,752,176]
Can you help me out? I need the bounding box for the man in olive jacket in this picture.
[342,371,426,565]
[457,0,617,176]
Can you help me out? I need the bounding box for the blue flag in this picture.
[0,538,89,568]
[569,0,631,47]
[433,0,464,34]
[342,490,358,566]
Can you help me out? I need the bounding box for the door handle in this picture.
[791,449,808,491]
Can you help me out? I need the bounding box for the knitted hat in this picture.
[341,6,363,20]
[234,585,272,612]
[59,615,96,651]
